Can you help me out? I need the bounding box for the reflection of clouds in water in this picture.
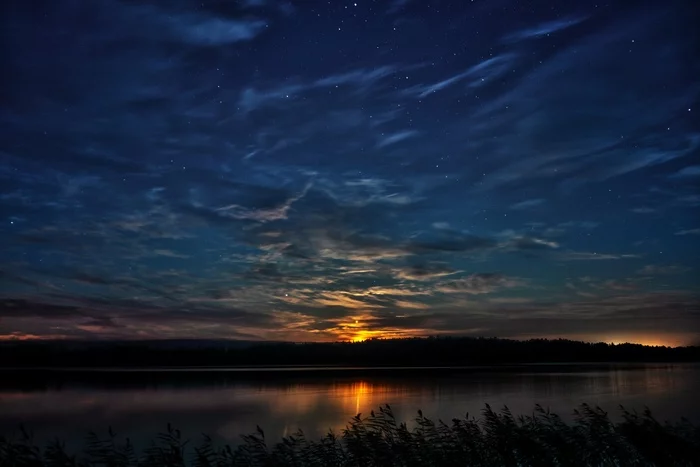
[1,367,698,447]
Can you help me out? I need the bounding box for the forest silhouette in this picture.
[1,337,698,368]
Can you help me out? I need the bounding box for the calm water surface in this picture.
[1,363,698,450]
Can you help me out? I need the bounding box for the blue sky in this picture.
[1,0,698,345]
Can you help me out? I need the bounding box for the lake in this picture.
[1,363,699,451]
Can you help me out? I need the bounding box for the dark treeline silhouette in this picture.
[1,337,699,368]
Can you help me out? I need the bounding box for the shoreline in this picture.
[1,361,697,373]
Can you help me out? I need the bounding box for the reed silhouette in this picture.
[2,404,699,466]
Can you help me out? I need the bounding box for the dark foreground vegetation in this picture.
[1,337,699,368]
[2,404,699,467]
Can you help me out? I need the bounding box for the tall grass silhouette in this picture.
[1,404,698,466]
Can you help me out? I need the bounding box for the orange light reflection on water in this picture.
[3,365,698,445]
[263,380,400,417]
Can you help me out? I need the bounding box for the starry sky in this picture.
[1,0,699,346]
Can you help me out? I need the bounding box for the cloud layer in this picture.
[0,0,698,345]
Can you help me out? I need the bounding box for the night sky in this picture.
[1,0,698,345]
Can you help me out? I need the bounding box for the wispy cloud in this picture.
[387,0,412,15]
[315,66,396,88]
[152,249,190,259]
[412,54,517,98]
[558,221,599,230]
[238,84,304,113]
[414,72,470,98]
[675,228,700,236]
[557,251,640,261]
[462,10,699,194]
[510,198,545,210]
[317,176,421,207]
[313,291,384,309]
[675,195,700,207]
[215,183,310,222]
[637,264,690,275]
[241,0,267,7]
[669,165,700,178]
[173,16,268,45]
[119,3,269,46]
[395,263,460,281]
[436,273,521,295]
[497,231,560,252]
[376,130,419,148]
[503,15,588,43]
[238,66,397,113]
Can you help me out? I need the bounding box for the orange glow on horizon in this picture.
[605,337,680,347]
[351,330,383,342]
[328,312,429,343]
[0,332,68,341]
[346,328,430,343]
[572,332,695,348]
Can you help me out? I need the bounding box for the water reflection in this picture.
[0,364,698,451]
